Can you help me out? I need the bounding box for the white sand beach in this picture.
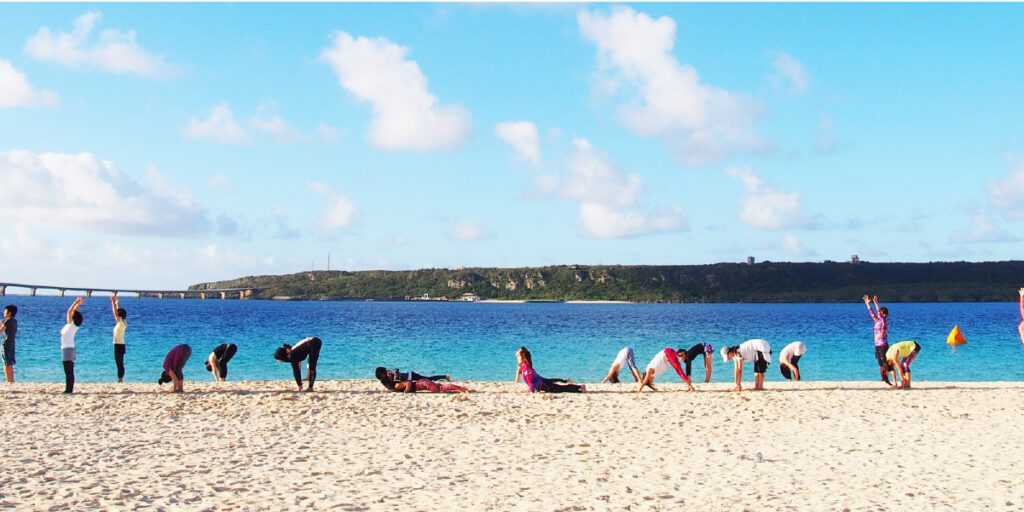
[2,380,1023,511]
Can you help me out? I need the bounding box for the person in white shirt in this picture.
[111,295,127,383]
[61,297,84,394]
[778,341,807,381]
[720,339,772,391]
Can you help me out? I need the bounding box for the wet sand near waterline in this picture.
[1,380,1022,511]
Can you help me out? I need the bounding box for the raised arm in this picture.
[863,294,877,319]
[110,295,120,322]
[67,297,83,324]
[1019,288,1023,320]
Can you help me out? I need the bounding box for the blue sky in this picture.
[1,3,1024,290]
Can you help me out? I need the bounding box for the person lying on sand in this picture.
[392,379,469,393]
[374,366,450,390]
[515,346,585,393]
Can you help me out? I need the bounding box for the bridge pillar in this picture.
[0,285,5,296]
[157,293,164,299]
[220,292,227,300]
[136,292,142,298]
[30,288,36,297]
[200,292,207,300]
[58,289,65,298]
[85,290,92,298]
[179,293,185,299]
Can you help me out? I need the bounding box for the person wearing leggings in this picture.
[374,367,450,390]
[110,295,127,383]
[60,298,84,394]
[158,344,192,393]
[393,379,469,393]
[514,346,585,393]
[206,343,238,381]
[274,337,322,391]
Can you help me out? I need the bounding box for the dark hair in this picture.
[4,305,16,317]
[879,306,889,317]
[676,348,688,359]
[157,371,171,385]
[72,311,83,327]
[375,367,386,379]
[727,346,740,356]
[117,308,127,319]
[273,344,291,362]
[518,346,533,367]
[205,361,213,372]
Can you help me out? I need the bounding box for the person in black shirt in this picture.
[273,337,322,391]
[374,366,450,390]
[205,343,238,381]
[681,342,714,383]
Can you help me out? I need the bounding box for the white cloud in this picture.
[0,59,59,108]
[450,221,488,241]
[556,138,642,207]
[578,202,685,239]
[316,122,341,143]
[541,138,685,238]
[24,11,178,79]
[578,6,768,166]
[308,181,356,232]
[771,52,809,94]
[186,102,337,145]
[780,234,813,256]
[725,166,807,230]
[249,101,303,143]
[495,121,541,164]
[319,31,471,151]
[207,174,231,193]
[988,157,1024,220]
[185,103,250,144]
[0,150,208,236]
[950,212,1017,244]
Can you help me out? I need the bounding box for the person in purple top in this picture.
[863,294,894,385]
[158,344,192,393]
[514,347,584,393]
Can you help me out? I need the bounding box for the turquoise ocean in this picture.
[3,296,1022,384]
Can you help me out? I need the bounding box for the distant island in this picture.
[189,261,1024,302]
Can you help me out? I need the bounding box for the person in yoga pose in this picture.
[206,343,238,382]
[514,347,585,393]
[636,347,695,393]
[274,337,322,391]
[601,347,642,383]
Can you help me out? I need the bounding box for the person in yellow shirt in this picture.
[111,295,127,383]
[885,340,920,389]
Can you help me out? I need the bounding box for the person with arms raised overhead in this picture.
[60,298,84,394]
[864,295,893,385]
[110,295,128,383]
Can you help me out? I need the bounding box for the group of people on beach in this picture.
[0,296,323,393]
[2,290,1023,393]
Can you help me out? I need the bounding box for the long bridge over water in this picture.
[0,282,255,300]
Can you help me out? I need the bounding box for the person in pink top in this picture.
[863,294,894,385]
[514,347,584,393]
[1018,288,1024,346]
[636,348,695,393]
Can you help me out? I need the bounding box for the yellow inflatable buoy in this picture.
[946,325,967,345]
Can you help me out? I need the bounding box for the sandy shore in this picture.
[2,380,1023,511]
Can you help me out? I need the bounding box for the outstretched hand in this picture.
[862,294,870,302]
[1019,287,1024,297]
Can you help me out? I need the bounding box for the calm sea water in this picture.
[3,296,1022,384]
